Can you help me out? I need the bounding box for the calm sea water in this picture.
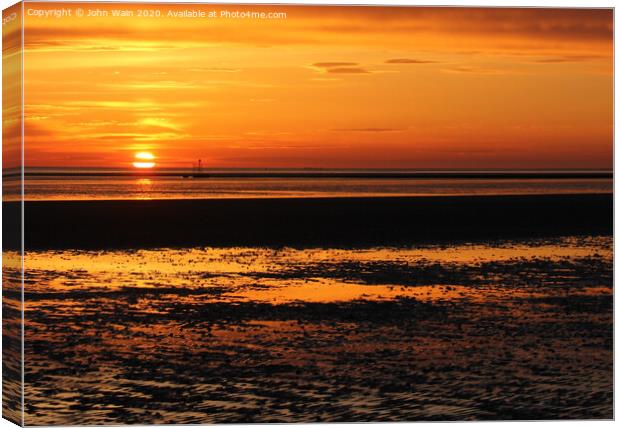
[11,176,613,201]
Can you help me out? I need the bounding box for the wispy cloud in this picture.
[385,58,439,64]
[312,62,371,74]
[531,54,608,63]
[104,80,200,90]
[441,66,511,75]
[327,67,370,74]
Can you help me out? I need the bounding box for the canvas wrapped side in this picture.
[2,2,24,426]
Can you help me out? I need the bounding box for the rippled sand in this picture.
[20,236,612,424]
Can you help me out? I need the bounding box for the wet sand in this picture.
[21,236,613,424]
[7,193,613,250]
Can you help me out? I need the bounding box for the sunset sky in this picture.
[17,3,613,169]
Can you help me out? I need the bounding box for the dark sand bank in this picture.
[6,193,612,250]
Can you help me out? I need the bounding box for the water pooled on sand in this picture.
[19,236,612,424]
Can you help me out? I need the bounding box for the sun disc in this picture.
[135,151,155,160]
[133,162,155,169]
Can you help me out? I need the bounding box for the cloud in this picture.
[105,80,201,90]
[327,67,370,74]
[23,7,612,61]
[58,100,199,112]
[441,66,509,75]
[312,62,371,74]
[385,58,439,64]
[25,37,177,53]
[137,118,182,131]
[531,54,608,63]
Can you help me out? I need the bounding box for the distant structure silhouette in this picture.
[191,159,203,173]
[186,159,208,178]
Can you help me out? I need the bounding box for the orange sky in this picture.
[16,3,614,169]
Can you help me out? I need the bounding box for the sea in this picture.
[3,168,613,201]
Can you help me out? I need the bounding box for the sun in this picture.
[133,152,156,169]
